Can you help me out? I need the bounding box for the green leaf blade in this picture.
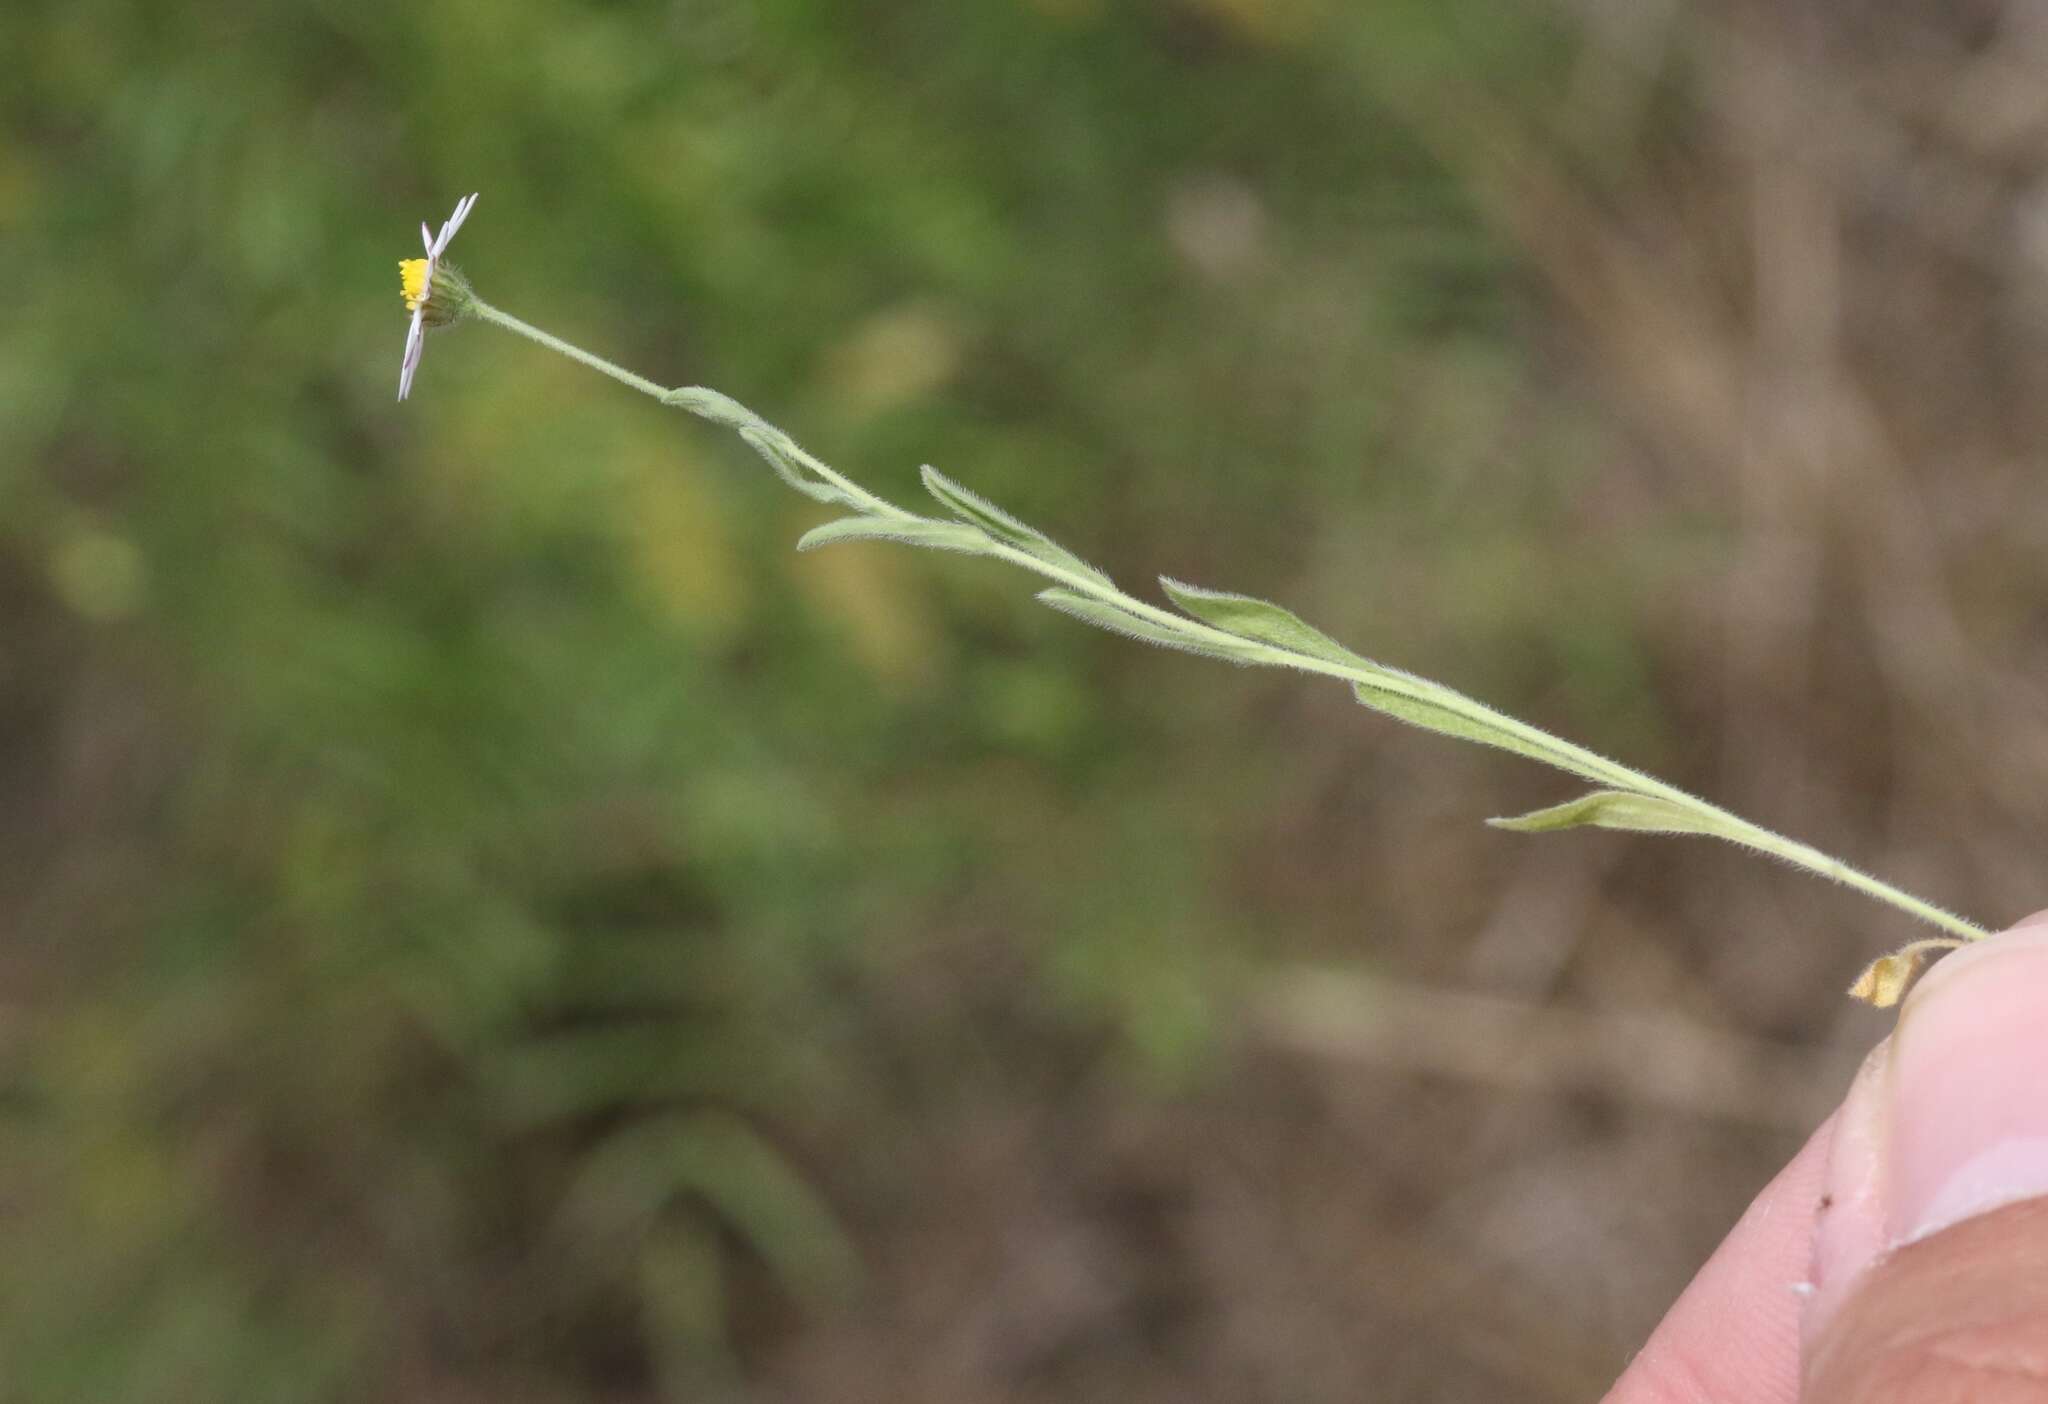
[1486,789,1725,837]
[1037,587,1255,663]
[1160,578,1365,668]
[741,426,849,505]
[796,515,988,554]
[919,465,1035,544]
[1351,682,1628,790]
[921,466,1113,588]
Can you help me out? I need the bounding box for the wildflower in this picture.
[397,192,478,400]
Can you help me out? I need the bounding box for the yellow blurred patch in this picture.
[50,521,146,622]
[823,302,965,421]
[619,449,746,645]
[416,353,570,524]
[792,523,941,694]
[47,1011,184,1232]
[418,354,747,645]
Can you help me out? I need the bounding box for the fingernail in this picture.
[1809,917,2048,1336]
[1886,923,2048,1240]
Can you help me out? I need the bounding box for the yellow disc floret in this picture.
[400,258,431,311]
[398,255,471,328]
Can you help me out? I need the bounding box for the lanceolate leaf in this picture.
[1037,588,1256,662]
[921,466,1113,588]
[919,465,1038,545]
[796,515,986,554]
[1486,789,1729,838]
[662,384,756,428]
[1351,683,1631,790]
[1160,578,1366,669]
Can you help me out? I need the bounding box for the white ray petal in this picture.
[399,307,426,400]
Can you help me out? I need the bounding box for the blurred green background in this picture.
[8,0,2048,1398]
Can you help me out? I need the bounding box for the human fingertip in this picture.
[1804,920,2048,1386]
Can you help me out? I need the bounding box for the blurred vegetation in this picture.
[8,0,2042,1399]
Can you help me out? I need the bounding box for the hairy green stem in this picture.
[462,300,1992,954]
[470,299,671,401]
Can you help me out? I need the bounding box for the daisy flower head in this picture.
[397,192,479,401]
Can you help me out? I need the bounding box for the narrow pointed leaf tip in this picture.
[1847,938,1966,1008]
[921,466,1111,587]
[919,466,1038,547]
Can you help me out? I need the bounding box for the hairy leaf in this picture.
[1160,578,1365,668]
[796,515,987,554]
[1487,789,1728,837]
[919,465,1038,546]
[921,466,1112,588]
[1037,588,1255,662]
[741,426,849,505]
[1352,683,1631,790]
[663,384,756,429]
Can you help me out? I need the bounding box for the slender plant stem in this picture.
[463,301,1993,949]
[470,299,671,401]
